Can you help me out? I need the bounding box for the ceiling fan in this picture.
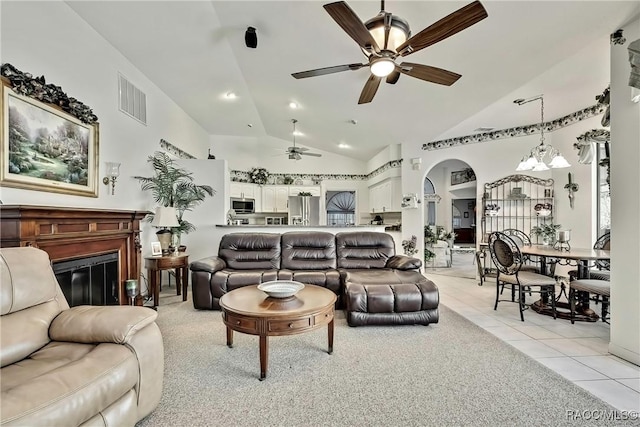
[292,1,488,104]
[286,119,322,160]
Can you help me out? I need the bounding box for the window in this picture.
[326,191,355,226]
[424,177,437,226]
[596,143,611,235]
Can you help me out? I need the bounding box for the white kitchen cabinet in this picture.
[230,182,257,199]
[262,186,289,212]
[369,178,401,213]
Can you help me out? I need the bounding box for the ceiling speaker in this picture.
[245,27,257,48]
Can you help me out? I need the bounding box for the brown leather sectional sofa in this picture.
[190,231,439,326]
[0,247,164,426]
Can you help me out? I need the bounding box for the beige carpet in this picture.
[135,286,635,427]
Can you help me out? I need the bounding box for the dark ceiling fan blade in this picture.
[358,74,382,104]
[300,152,322,157]
[399,63,461,86]
[396,1,488,57]
[323,1,380,52]
[386,68,401,84]
[288,146,309,152]
[292,63,366,79]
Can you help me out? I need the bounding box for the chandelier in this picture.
[514,95,570,172]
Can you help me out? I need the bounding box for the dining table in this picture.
[519,245,611,321]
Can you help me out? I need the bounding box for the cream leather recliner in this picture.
[0,247,164,426]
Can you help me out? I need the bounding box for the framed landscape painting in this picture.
[0,81,99,197]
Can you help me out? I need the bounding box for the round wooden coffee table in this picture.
[219,284,336,380]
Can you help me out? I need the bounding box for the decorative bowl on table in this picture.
[258,280,305,298]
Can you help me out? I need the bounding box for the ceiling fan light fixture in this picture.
[370,57,395,77]
[365,13,410,52]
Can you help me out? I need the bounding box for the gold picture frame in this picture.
[0,79,99,197]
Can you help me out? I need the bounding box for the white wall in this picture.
[172,159,227,263]
[0,1,210,218]
[210,134,367,174]
[609,17,640,365]
[367,144,401,172]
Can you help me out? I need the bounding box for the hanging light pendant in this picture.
[514,95,570,171]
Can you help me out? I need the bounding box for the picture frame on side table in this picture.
[151,241,162,256]
[0,79,99,197]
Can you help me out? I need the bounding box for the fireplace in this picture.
[53,252,120,306]
[0,205,148,306]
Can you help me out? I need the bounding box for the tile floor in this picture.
[427,257,640,414]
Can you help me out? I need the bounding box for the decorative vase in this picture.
[125,279,138,305]
[156,229,172,254]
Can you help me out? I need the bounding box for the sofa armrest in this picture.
[190,256,226,273]
[49,306,158,344]
[386,255,423,270]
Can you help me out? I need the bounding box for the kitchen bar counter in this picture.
[216,224,386,231]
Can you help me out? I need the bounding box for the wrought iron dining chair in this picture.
[488,232,557,322]
[567,232,610,312]
[568,232,610,281]
[569,279,610,324]
[502,228,543,273]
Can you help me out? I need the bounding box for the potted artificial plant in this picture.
[531,223,562,245]
[134,151,215,251]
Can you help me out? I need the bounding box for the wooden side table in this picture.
[144,253,189,308]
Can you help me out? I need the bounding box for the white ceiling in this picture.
[66,1,639,161]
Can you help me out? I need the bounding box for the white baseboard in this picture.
[608,342,640,366]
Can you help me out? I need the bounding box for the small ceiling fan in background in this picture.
[292,0,488,104]
[285,119,322,160]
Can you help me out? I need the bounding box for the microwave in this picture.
[231,198,255,214]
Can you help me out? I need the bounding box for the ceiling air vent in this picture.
[118,74,147,125]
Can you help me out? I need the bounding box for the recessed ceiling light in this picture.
[289,101,299,109]
[338,143,349,149]
[225,92,237,99]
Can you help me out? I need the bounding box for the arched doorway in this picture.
[423,159,477,277]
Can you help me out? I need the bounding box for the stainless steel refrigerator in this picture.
[288,196,320,226]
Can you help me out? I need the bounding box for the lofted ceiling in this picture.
[66,1,639,161]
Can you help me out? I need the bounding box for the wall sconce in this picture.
[410,158,422,170]
[102,162,120,195]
